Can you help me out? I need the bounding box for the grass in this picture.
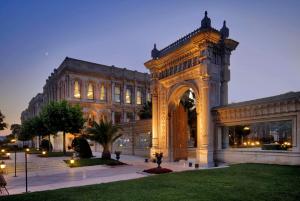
[64,158,126,168]
[38,152,74,157]
[3,164,300,201]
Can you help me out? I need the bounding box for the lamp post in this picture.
[14,145,17,177]
[25,148,30,193]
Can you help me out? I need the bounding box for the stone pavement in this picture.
[1,152,227,195]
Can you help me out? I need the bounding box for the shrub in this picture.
[143,167,173,174]
[72,137,93,158]
[40,139,53,152]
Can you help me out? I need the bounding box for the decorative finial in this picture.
[151,43,159,59]
[201,11,211,29]
[220,20,229,39]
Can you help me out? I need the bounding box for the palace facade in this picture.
[21,57,151,151]
[22,57,150,124]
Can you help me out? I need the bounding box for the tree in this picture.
[87,120,122,159]
[138,101,152,119]
[29,116,49,147]
[10,124,21,138]
[0,110,7,130]
[42,101,85,155]
[18,119,35,145]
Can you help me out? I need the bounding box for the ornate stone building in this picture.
[21,57,151,151]
[145,11,300,166]
[22,57,150,124]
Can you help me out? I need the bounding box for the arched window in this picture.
[87,83,94,100]
[136,89,142,105]
[146,91,151,102]
[125,88,132,104]
[74,80,81,99]
[114,85,121,103]
[100,84,106,101]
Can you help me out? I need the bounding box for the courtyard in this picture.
[2,163,300,201]
[1,1,300,200]
[1,152,198,195]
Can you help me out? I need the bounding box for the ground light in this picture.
[42,151,47,155]
[0,161,6,174]
[70,157,75,167]
[6,152,10,159]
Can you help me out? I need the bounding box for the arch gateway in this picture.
[145,12,300,166]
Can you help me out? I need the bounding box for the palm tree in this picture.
[87,120,122,159]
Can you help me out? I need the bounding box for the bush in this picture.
[40,139,53,152]
[71,137,93,158]
[143,167,173,174]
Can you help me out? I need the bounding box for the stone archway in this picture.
[144,14,238,166]
[167,82,200,161]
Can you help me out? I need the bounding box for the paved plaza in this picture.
[1,152,225,195]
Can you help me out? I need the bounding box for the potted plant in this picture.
[155,152,163,168]
[115,151,121,161]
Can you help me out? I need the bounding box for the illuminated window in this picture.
[87,83,94,99]
[136,89,142,105]
[74,80,81,99]
[100,84,106,101]
[114,86,121,103]
[225,120,293,150]
[146,92,151,102]
[125,88,132,104]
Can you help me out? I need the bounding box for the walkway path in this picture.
[1,152,227,195]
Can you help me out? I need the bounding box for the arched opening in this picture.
[168,85,198,161]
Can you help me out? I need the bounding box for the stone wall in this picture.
[92,120,152,157]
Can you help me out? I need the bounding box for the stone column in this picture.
[220,52,230,105]
[150,83,159,157]
[196,76,214,167]
[222,127,229,149]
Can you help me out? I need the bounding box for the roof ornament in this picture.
[151,43,160,59]
[220,20,229,39]
[201,11,211,29]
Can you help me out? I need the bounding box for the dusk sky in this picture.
[0,0,299,135]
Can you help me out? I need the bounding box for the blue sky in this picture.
[0,0,300,134]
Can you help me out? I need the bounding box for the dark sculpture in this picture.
[155,152,163,168]
[115,151,121,161]
[201,11,211,29]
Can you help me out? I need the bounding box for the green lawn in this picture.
[3,164,300,201]
[64,158,125,167]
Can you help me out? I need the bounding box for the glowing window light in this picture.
[243,126,250,131]
[125,88,132,104]
[74,80,81,98]
[114,86,121,103]
[136,89,142,105]
[87,83,94,99]
[100,84,106,100]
